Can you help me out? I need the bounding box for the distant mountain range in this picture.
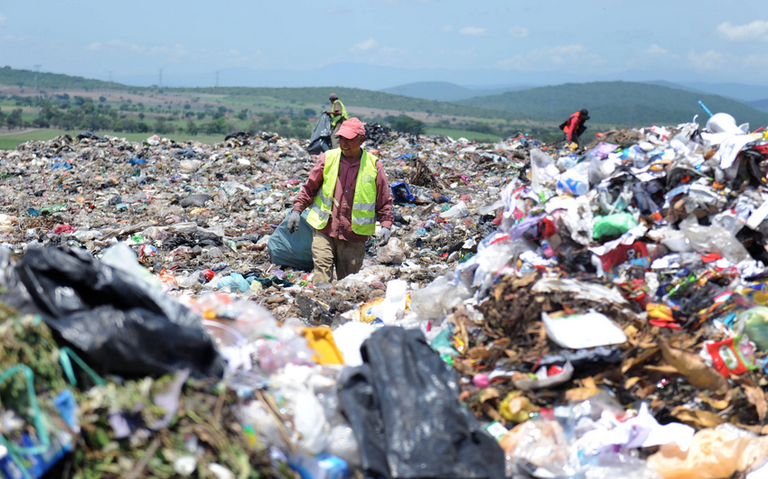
[101,63,574,92]
[676,82,768,103]
[457,81,768,127]
[379,81,535,102]
[382,79,768,115]
[748,99,768,114]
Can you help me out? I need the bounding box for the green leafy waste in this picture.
[0,309,281,479]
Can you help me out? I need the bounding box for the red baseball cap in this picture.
[336,117,366,139]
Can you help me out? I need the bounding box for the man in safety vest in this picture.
[325,93,349,149]
[288,117,393,283]
[559,109,590,147]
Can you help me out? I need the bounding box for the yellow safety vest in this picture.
[306,148,378,236]
[330,100,348,128]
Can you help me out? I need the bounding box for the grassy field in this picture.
[424,127,501,142]
[0,129,232,150]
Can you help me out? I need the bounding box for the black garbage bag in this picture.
[338,327,505,479]
[365,122,392,148]
[179,194,213,208]
[308,113,333,155]
[224,131,250,142]
[8,247,224,379]
[76,131,105,141]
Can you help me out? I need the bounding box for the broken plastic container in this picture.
[542,312,628,349]
[368,279,408,325]
[557,162,590,196]
[706,112,748,135]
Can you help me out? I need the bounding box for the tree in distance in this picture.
[390,115,425,135]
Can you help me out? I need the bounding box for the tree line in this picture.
[0,95,316,138]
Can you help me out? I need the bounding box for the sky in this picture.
[1,0,768,89]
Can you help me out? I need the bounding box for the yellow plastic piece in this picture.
[302,327,345,365]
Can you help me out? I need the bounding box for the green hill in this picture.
[380,81,533,102]
[458,81,768,127]
[748,99,768,114]
[0,67,514,121]
[0,66,114,91]
[178,86,514,120]
[381,81,480,101]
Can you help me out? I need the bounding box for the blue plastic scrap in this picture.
[391,181,416,203]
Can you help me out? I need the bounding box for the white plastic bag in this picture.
[439,201,470,219]
[530,148,559,194]
[377,237,408,264]
[332,322,376,367]
[326,425,362,468]
[101,242,163,290]
[679,215,750,263]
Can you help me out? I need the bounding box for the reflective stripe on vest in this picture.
[330,100,348,128]
[305,148,379,236]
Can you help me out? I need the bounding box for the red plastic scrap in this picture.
[52,224,77,235]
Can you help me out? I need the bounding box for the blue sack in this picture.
[268,210,314,271]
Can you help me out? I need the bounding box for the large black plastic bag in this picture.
[338,327,505,479]
[268,209,314,271]
[308,113,332,155]
[11,247,225,379]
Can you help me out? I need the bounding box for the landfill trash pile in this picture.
[2,111,768,478]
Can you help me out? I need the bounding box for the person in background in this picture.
[288,117,393,283]
[559,108,590,147]
[325,93,349,149]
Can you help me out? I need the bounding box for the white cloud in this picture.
[87,42,101,51]
[688,49,725,70]
[2,34,29,42]
[508,26,529,38]
[229,49,240,56]
[497,44,603,71]
[108,39,145,53]
[0,14,6,26]
[453,48,477,59]
[717,20,768,42]
[546,44,586,63]
[221,50,263,67]
[549,44,585,55]
[352,38,378,51]
[442,25,454,33]
[459,26,487,36]
[645,44,667,55]
[149,44,190,57]
[685,49,768,77]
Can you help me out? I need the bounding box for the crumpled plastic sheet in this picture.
[531,277,628,305]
